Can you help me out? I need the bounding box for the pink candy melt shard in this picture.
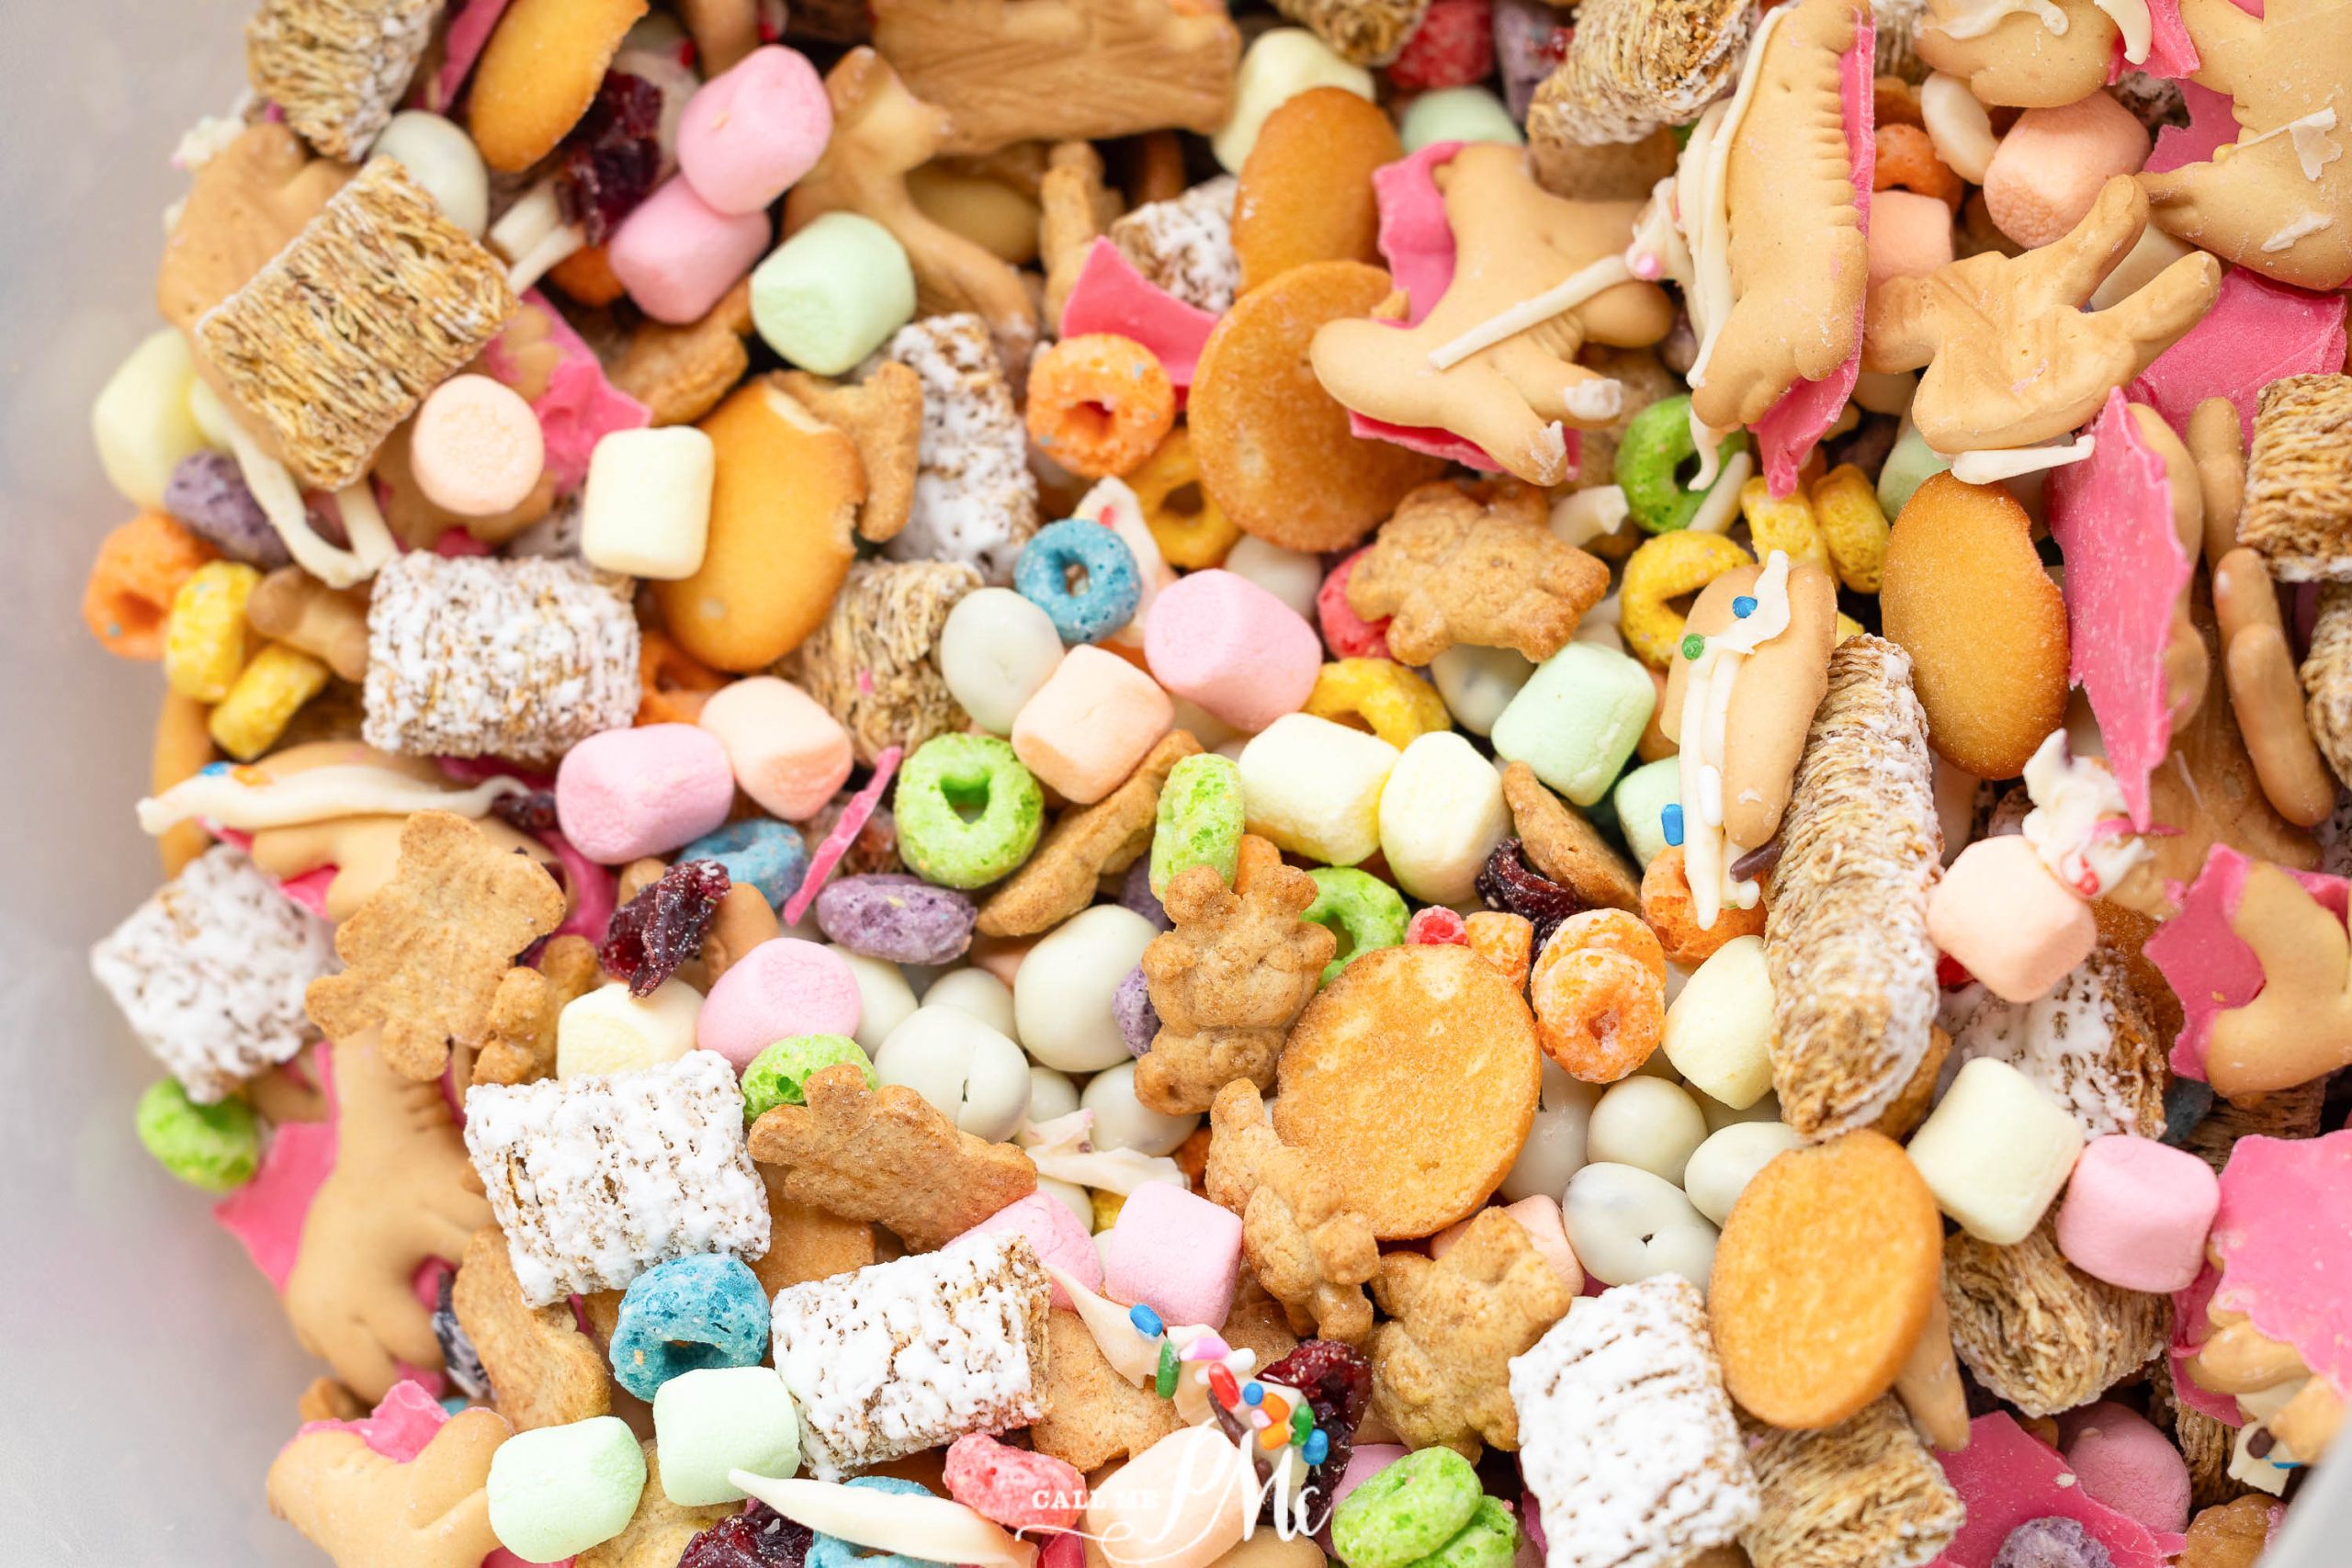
[2127,266,2349,442]
[1373,141,1464,325]
[214,1047,337,1292]
[2209,1131,2352,1397]
[1755,18,1875,496]
[2171,1259,2245,1426]
[782,745,902,929]
[1926,1414,2178,1568]
[2112,0,2201,82]
[2043,390,2193,829]
[2141,843,2348,1079]
[1059,241,1219,390]
[427,0,514,112]
[483,293,652,494]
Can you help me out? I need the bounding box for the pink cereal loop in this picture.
[783,746,903,929]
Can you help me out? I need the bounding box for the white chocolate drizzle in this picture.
[1935,0,2071,37]
[2092,0,2153,62]
[1675,550,1795,928]
[1428,254,1636,370]
[2020,729,2150,899]
[1687,451,1756,534]
[728,1474,1037,1568]
[1921,73,1997,184]
[2263,213,2336,252]
[137,763,528,836]
[2234,107,2342,182]
[1950,434,2097,484]
[189,379,397,590]
[1018,1111,1187,1194]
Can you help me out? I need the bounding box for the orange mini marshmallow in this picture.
[1926,835,2096,1003]
[1983,94,2151,250]
[1869,189,1957,287]
[410,373,545,517]
[1011,645,1175,805]
[697,674,854,821]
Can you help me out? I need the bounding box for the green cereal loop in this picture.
[134,1078,261,1193]
[741,1034,875,1122]
[1149,753,1245,898]
[1303,867,1409,986]
[1618,395,1750,536]
[1331,1448,1484,1568]
[1403,1497,1519,1568]
[895,733,1046,890]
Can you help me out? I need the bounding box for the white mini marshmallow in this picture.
[1081,1061,1200,1156]
[873,1004,1033,1142]
[1500,1057,1600,1202]
[1562,1162,1718,1292]
[1587,1077,1710,1187]
[1238,714,1399,867]
[582,426,717,579]
[830,946,918,1054]
[1377,731,1512,905]
[1905,1056,2086,1244]
[1682,1121,1802,1225]
[1662,935,1776,1110]
[556,978,704,1078]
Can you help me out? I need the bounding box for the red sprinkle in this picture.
[783,746,902,928]
[1207,1363,1241,1408]
[1937,953,1975,989]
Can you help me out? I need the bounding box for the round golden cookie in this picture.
[1708,1129,1944,1431]
[468,0,650,174]
[1879,471,2068,779]
[1272,942,1541,1239]
[1233,88,1403,294]
[1190,261,1446,554]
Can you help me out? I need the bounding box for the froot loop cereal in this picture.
[68,4,2352,1565]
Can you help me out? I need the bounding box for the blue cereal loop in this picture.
[1013,518,1143,645]
[1661,803,1685,848]
[808,1477,950,1568]
[607,1254,770,1401]
[1733,595,1758,618]
[679,818,810,908]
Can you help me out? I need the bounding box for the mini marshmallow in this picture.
[967,1189,1102,1307]
[1377,731,1513,906]
[1662,934,1776,1109]
[609,175,773,325]
[556,723,738,863]
[1681,1121,1802,1226]
[1562,1162,1718,1292]
[2054,1134,2219,1293]
[1491,642,1656,807]
[652,1366,801,1506]
[832,946,919,1053]
[93,327,207,511]
[1222,536,1324,619]
[1398,86,1525,152]
[1428,644,1534,737]
[1011,646,1174,805]
[558,978,705,1078]
[874,1004,1033,1142]
[1927,836,2096,1004]
[1102,1180,1244,1330]
[1430,1193,1582,1294]
[1081,1060,1200,1156]
[939,587,1067,737]
[1143,569,1322,734]
[1612,757,1682,869]
[582,425,716,580]
[486,1416,647,1562]
[1086,1426,1254,1568]
[1237,713,1400,867]
[1905,1056,2086,1244]
[1983,94,2151,250]
[1868,188,1957,287]
[751,212,918,376]
[1210,28,1375,172]
[411,374,545,518]
[1014,906,1159,1073]
[926,966,1020,1042]
[1587,1077,1710,1187]
[2058,1403,2193,1537]
[1500,1057,1600,1203]
[677,46,832,215]
[696,938,865,1072]
[697,675,854,822]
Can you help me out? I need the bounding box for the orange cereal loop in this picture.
[1464,909,1533,989]
[1873,74,1924,129]
[1874,124,1963,211]
[547,243,627,308]
[1639,846,1767,967]
[1127,426,1242,569]
[83,511,218,660]
[1528,908,1667,1082]
[636,627,729,726]
[1025,333,1177,479]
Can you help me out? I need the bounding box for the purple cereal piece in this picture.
[1118,858,1171,931]
[1114,963,1159,1056]
[814,873,976,965]
[1992,1518,2115,1568]
[162,451,293,568]
[1494,0,1571,120]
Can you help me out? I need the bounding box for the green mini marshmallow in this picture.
[486,1415,646,1562]
[1303,867,1409,986]
[1150,752,1244,897]
[652,1366,800,1506]
[1878,418,1953,518]
[1331,1448,1484,1568]
[1612,757,1682,870]
[741,1033,876,1123]
[751,212,917,378]
[1491,642,1657,807]
[1398,88,1524,152]
[135,1078,261,1193]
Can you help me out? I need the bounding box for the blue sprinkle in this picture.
[1662,803,1685,848]
[1733,595,1758,618]
[1303,1430,1330,1465]
[1241,1381,1264,1406]
[440,1394,470,1416]
[1128,1303,1164,1338]
[199,761,232,777]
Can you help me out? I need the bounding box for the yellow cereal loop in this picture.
[1837,613,1868,644]
[208,642,330,761]
[163,560,261,704]
[1091,1188,1126,1234]
[1128,427,1243,570]
[1737,478,1832,573]
[1809,463,1892,592]
[1619,533,1754,668]
[1305,658,1452,750]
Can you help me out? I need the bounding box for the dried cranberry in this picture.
[1476,840,1584,946]
[1257,1339,1373,1530]
[602,859,731,996]
[491,788,560,833]
[556,72,664,243]
[678,1503,814,1568]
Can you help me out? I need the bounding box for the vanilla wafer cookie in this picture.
[882,314,1040,586]
[1739,1399,1964,1568]
[2241,375,2352,582]
[245,0,440,160]
[770,1231,1052,1478]
[1766,635,1941,1140]
[1511,1276,1758,1568]
[464,1051,771,1306]
[1939,944,2167,1140]
[1527,0,1755,147]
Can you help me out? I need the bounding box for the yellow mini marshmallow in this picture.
[1376,731,1511,905]
[1237,713,1398,867]
[582,425,718,580]
[208,642,329,761]
[557,979,705,1078]
[1661,934,1776,1110]
[92,327,209,511]
[1305,658,1451,750]
[1905,1056,2085,1245]
[164,560,260,704]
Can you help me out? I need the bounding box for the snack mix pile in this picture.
[79,0,2352,1561]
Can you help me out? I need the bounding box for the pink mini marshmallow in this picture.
[2058,1403,2194,1537]
[409,374,545,517]
[1867,189,1956,287]
[1429,1195,1583,1295]
[1984,95,2150,250]
[696,675,854,822]
[554,723,737,864]
[607,175,773,324]
[2055,1134,2219,1293]
[1927,835,2096,1003]
[1101,1180,1242,1330]
[1011,645,1175,805]
[694,937,863,1071]
[965,1190,1102,1308]
[1143,569,1323,734]
[677,46,832,216]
